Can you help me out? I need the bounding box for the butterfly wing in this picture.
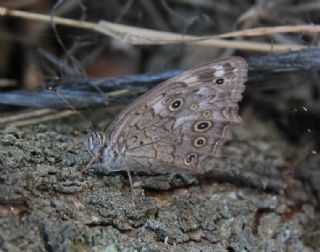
[108,57,248,173]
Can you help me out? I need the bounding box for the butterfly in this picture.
[84,57,248,179]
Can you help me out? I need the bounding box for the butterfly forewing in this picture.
[105,57,248,173]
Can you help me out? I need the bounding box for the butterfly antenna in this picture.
[48,86,92,126]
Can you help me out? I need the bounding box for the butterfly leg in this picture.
[68,151,101,179]
[124,159,136,206]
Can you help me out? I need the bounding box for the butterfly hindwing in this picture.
[108,57,248,173]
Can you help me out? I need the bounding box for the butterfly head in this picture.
[85,129,123,172]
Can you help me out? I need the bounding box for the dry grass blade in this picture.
[95,21,308,52]
[0,6,309,53]
[0,109,52,125]
[0,78,17,88]
[216,25,320,39]
[0,109,77,127]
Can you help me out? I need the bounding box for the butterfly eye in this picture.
[216,78,224,85]
[194,120,212,132]
[184,153,197,165]
[169,98,184,111]
[194,137,206,147]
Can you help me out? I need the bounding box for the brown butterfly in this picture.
[84,57,248,179]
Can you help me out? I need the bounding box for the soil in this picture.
[0,110,319,252]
